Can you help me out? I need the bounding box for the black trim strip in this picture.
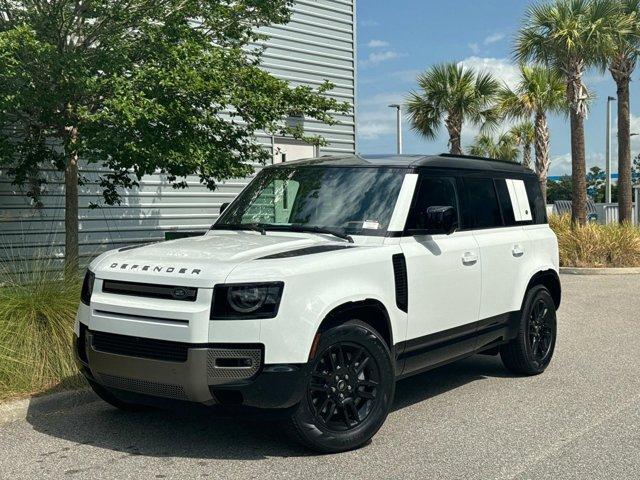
[258,245,354,259]
[392,254,408,312]
[102,280,198,302]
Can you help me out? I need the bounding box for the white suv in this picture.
[75,154,560,452]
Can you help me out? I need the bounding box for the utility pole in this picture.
[388,104,402,155]
[606,96,615,204]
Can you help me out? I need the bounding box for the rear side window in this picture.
[495,179,517,226]
[461,177,503,229]
[524,177,548,224]
[406,176,459,230]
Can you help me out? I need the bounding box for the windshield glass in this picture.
[214,166,406,235]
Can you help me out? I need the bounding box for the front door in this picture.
[399,174,482,375]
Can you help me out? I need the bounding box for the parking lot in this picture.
[1,274,639,479]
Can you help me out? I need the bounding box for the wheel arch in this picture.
[313,299,393,354]
[525,269,561,310]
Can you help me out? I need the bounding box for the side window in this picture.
[495,179,517,226]
[462,177,503,229]
[406,176,459,230]
[524,176,548,224]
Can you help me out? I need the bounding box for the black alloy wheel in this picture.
[308,342,380,431]
[287,320,395,453]
[501,285,557,375]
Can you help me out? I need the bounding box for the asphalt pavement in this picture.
[1,274,639,479]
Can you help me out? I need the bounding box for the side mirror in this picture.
[219,202,230,215]
[425,206,458,235]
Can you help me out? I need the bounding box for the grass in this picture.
[550,215,640,268]
[0,256,85,402]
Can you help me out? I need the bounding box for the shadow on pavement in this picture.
[26,354,513,460]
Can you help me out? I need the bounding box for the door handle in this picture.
[512,245,525,257]
[462,252,478,266]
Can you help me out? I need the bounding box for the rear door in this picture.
[399,173,482,374]
[462,177,529,323]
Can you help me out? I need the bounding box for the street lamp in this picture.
[388,104,402,155]
[605,96,616,204]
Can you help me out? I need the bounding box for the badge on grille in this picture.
[172,287,189,300]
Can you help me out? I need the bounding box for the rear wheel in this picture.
[88,379,153,412]
[288,320,395,453]
[500,285,557,375]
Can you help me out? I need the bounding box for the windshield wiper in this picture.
[264,224,354,243]
[212,223,266,235]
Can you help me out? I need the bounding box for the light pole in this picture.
[388,104,402,155]
[605,96,615,204]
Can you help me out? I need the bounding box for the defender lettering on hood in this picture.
[109,263,202,275]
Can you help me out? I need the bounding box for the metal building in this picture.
[0,0,356,268]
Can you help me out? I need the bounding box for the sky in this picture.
[355,0,640,176]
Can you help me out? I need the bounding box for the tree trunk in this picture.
[446,115,462,155]
[534,110,550,204]
[615,77,632,223]
[522,143,532,170]
[569,108,587,225]
[64,128,80,276]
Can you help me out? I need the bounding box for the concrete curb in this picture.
[0,388,97,426]
[560,266,640,275]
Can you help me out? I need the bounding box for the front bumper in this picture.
[75,325,308,409]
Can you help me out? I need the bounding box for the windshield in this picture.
[214,166,406,235]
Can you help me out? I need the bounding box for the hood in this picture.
[91,230,344,287]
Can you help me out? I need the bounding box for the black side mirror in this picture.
[425,206,458,235]
[219,202,230,215]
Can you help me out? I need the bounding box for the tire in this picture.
[288,320,395,453]
[88,379,153,412]
[500,285,557,375]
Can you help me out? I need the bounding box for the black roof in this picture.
[269,153,534,174]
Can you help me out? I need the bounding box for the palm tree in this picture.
[498,65,566,201]
[469,132,520,162]
[515,0,631,224]
[406,63,501,155]
[605,0,640,223]
[509,122,536,170]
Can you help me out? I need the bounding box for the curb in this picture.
[560,267,640,275]
[0,388,97,426]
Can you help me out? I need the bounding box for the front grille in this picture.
[98,373,188,400]
[91,331,189,363]
[102,279,198,302]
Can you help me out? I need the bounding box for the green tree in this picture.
[468,132,520,162]
[547,175,573,202]
[497,65,566,201]
[406,63,500,155]
[0,0,348,274]
[515,0,631,224]
[509,122,536,169]
[605,0,640,223]
[586,165,606,201]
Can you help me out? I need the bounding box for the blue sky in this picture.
[355,0,640,176]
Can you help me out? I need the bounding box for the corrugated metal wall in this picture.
[0,0,356,269]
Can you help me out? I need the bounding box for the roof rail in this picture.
[439,152,522,166]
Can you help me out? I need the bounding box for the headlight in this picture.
[80,270,95,306]
[210,282,284,319]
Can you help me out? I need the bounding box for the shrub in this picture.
[550,215,640,268]
[0,256,84,400]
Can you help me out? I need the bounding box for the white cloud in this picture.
[366,39,389,48]
[360,19,380,27]
[391,69,421,84]
[549,152,606,176]
[357,92,405,140]
[468,42,480,54]
[458,56,520,89]
[359,50,406,68]
[484,32,506,45]
[630,114,640,155]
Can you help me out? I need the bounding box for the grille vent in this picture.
[392,253,408,312]
[91,331,189,363]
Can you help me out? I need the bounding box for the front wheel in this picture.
[288,320,395,453]
[500,285,557,375]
